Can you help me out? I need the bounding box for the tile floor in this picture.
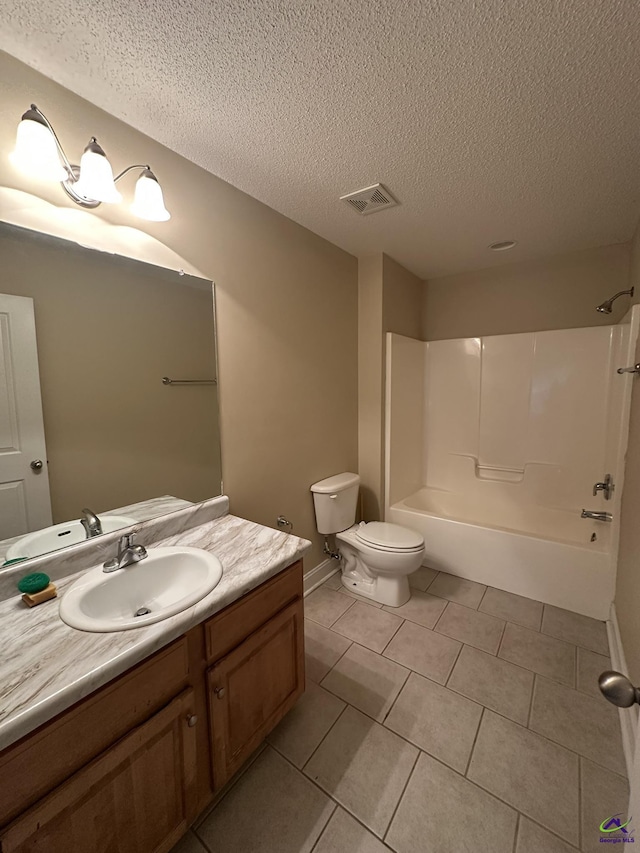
[172,569,626,853]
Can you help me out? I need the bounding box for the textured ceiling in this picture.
[1,0,640,278]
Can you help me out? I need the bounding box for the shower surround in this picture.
[385,309,640,619]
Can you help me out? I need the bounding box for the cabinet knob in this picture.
[214,686,226,699]
[186,714,198,727]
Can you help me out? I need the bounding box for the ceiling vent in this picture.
[340,183,398,215]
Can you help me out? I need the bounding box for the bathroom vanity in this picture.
[0,500,309,853]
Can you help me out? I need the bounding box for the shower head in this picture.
[596,287,634,314]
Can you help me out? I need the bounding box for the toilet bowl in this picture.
[336,522,424,607]
[309,472,425,608]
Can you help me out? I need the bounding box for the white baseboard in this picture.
[303,559,340,595]
[607,603,637,780]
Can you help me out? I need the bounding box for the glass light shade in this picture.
[72,139,122,203]
[9,114,67,182]
[131,170,170,221]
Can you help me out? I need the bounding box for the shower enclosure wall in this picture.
[385,307,640,619]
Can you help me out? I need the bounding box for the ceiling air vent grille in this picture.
[340,183,398,216]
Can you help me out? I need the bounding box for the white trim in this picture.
[608,603,637,780]
[303,559,339,595]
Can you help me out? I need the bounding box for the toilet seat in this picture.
[355,522,424,553]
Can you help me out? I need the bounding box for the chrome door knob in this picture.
[30,460,43,471]
[599,671,640,707]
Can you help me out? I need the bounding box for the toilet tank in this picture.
[310,472,360,534]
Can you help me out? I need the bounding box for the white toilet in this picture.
[310,472,425,607]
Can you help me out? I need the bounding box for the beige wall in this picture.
[0,51,358,571]
[616,220,640,682]
[358,253,423,520]
[0,222,221,524]
[422,244,631,341]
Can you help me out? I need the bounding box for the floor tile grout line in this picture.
[381,746,421,844]
[265,745,340,845]
[379,615,407,656]
[461,692,623,778]
[526,718,625,777]
[307,801,338,853]
[316,633,354,685]
[380,665,412,726]
[495,617,508,658]
[300,702,350,773]
[477,584,490,612]
[462,767,580,847]
[443,639,466,688]
[327,595,357,628]
[431,598,450,632]
[464,705,485,778]
[423,568,439,593]
[578,756,583,852]
[526,674,537,729]
[522,814,582,852]
[511,812,520,853]
[275,727,399,844]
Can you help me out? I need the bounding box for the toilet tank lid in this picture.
[310,472,360,494]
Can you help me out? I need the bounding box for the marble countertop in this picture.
[0,512,311,751]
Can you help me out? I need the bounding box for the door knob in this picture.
[214,686,226,699]
[30,460,43,471]
[599,671,640,707]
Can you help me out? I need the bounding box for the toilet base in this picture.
[341,568,410,608]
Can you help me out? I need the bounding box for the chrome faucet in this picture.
[103,533,147,573]
[80,508,102,538]
[581,509,613,523]
[592,474,614,500]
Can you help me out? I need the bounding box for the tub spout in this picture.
[581,509,613,522]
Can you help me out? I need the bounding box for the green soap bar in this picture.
[17,573,50,594]
[2,558,28,567]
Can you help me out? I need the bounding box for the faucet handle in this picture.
[119,532,135,549]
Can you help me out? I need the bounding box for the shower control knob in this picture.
[30,460,43,471]
[599,671,640,708]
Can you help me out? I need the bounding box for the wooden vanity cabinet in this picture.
[207,597,304,786]
[0,560,304,853]
[0,690,197,853]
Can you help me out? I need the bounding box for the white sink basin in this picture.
[6,515,138,561]
[59,546,223,632]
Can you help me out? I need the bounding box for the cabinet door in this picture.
[0,690,198,853]
[208,598,304,787]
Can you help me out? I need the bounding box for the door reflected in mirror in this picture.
[0,222,222,566]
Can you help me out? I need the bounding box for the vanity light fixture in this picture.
[10,105,170,221]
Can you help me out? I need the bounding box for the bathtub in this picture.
[387,488,614,619]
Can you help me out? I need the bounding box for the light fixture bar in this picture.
[28,104,75,176]
[114,163,151,182]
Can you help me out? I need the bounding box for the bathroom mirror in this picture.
[0,221,222,565]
